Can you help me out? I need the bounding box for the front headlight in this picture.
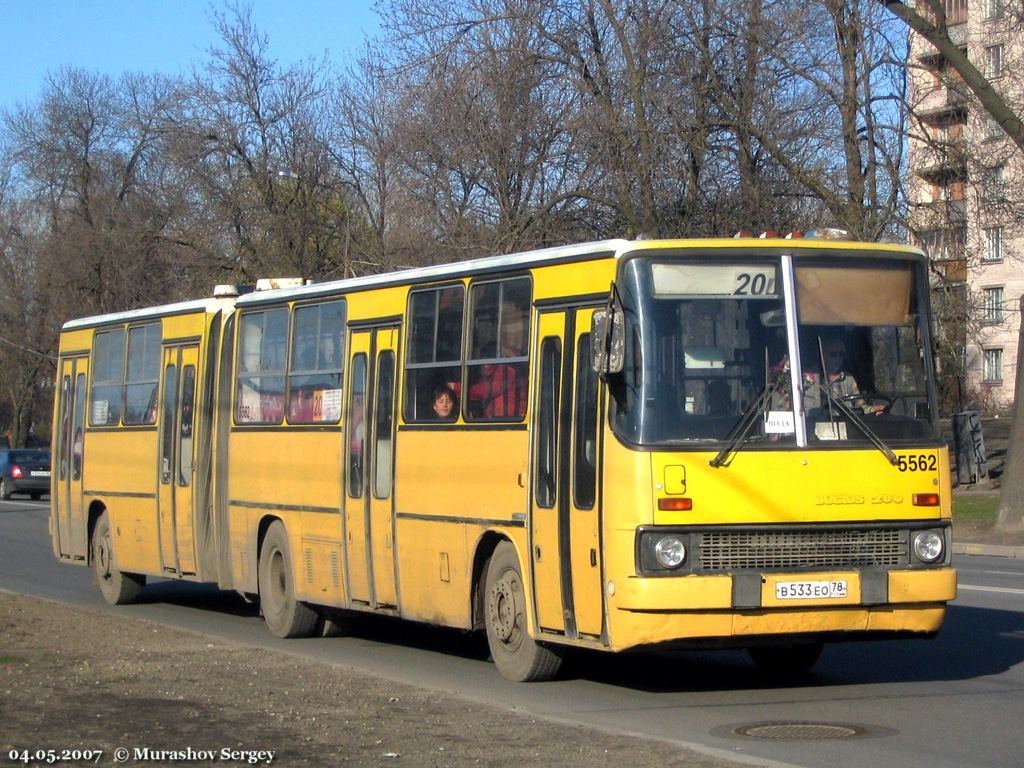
[654,536,687,569]
[913,530,944,563]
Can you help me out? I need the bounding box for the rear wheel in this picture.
[92,511,145,604]
[747,641,824,676]
[0,478,12,500]
[29,493,41,500]
[484,541,562,682]
[258,521,320,638]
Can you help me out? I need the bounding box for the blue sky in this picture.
[0,0,381,110]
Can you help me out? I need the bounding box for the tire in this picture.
[258,520,320,638]
[92,511,145,605]
[30,493,41,501]
[483,541,563,682]
[747,641,824,676]
[0,478,12,500]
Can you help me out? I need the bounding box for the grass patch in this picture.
[0,654,23,665]
[953,492,999,524]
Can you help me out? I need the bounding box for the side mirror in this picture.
[591,309,624,375]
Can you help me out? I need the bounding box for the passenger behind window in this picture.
[431,384,458,420]
[468,302,527,419]
[706,380,733,416]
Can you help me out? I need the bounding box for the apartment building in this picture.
[907,0,1023,410]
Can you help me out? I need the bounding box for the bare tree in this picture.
[165,5,361,283]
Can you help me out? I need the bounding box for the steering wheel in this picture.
[837,393,893,415]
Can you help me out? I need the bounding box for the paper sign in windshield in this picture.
[764,410,795,434]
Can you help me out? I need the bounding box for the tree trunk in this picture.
[996,296,1024,530]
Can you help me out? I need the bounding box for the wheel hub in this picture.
[96,537,111,578]
[489,575,518,642]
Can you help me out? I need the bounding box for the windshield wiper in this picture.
[709,374,784,468]
[814,384,898,466]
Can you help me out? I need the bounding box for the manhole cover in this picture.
[734,722,865,740]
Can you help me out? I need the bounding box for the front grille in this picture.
[697,528,906,572]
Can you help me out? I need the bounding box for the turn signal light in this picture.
[658,498,693,511]
[912,493,940,506]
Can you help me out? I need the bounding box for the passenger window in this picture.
[573,333,598,510]
[161,363,178,484]
[90,329,125,426]
[72,373,86,480]
[57,375,71,481]
[178,365,196,486]
[236,309,288,424]
[288,300,346,423]
[124,324,161,425]
[405,285,464,421]
[535,338,561,508]
[467,277,530,420]
[347,354,368,498]
[373,352,395,499]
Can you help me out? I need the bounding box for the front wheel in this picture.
[258,520,320,638]
[92,511,145,604]
[483,541,562,682]
[747,641,824,676]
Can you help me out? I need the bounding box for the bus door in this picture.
[344,325,399,608]
[530,306,603,639]
[157,344,199,575]
[54,356,89,560]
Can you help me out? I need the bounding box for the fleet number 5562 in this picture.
[895,454,937,472]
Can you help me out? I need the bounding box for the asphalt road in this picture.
[3,498,1024,768]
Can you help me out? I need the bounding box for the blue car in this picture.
[0,449,51,500]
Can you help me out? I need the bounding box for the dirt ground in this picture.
[0,592,741,768]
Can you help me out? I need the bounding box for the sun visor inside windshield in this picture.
[796,265,912,325]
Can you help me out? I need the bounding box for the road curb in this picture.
[953,542,1024,558]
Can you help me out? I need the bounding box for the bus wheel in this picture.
[258,521,320,638]
[92,511,145,605]
[484,541,562,682]
[747,641,824,676]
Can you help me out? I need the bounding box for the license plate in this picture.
[30,471,50,478]
[775,579,848,600]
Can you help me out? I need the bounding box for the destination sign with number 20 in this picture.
[651,264,778,297]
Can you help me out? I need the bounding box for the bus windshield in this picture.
[611,252,939,447]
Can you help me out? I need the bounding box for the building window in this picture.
[984,348,1004,383]
[984,287,1005,324]
[919,0,967,24]
[983,227,1003,262]
[985,0,1004,19]
[985,116,1004,140]
[985,45,1004,79]
[984,165,1006,201]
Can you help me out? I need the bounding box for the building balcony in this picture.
[931,257,968,283]
[915,149,966,182]
[913,200,967,227]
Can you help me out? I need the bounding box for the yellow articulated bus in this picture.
[50,234,957,681]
